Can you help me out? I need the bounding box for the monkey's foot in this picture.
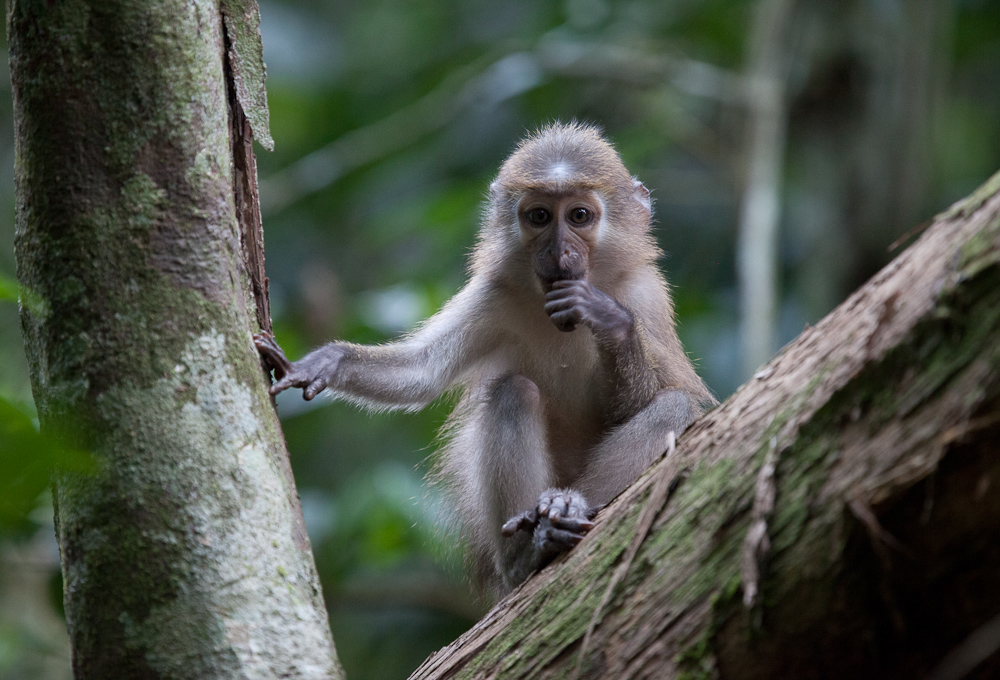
[502,488,595,550]
[535,488,593,533]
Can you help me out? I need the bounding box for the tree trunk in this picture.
[411,171,1000,679]
[8,2,342,678]
[736,0,795,379]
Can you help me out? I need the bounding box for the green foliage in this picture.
[0,273,14,303]
[0,395,94,539]
[0,273,45,316]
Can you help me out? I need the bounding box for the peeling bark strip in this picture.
[224,20,272,335]
[220,0,274,151]
[8,2,341,678]
[411,171,1000,680]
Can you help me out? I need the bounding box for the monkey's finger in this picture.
[548,310,581,332]
[265,359,289,382]
[253,334,294,373]
[543,296,584,314]
[501,511,537,537]
[545,495,573,520]
[544,288,585,306]
[502,511,534,535]
[271,354,294,375]
[549,280,587,291]
[270,374,298,395]
[303,378,328,401]
[252,331,277,352]
[539,527,584,549]
[549,516,594,533]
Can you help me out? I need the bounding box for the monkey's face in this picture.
[516,191,604,291]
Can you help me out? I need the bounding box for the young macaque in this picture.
[254,122,715,596]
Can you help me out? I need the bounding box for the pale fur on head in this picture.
[473,121,659,292]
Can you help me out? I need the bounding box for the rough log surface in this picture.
[411,172,1000,680]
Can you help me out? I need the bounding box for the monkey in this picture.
[254,122,715,597]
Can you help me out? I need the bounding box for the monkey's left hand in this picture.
[543,280,632,343]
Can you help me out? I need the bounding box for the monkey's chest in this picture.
[521,335,609,476]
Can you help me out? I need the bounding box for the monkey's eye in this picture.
[568,207,592,225]
[526,208,551,226]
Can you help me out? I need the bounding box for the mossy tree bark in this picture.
[412,173,1000,680]
[8,1,342,678]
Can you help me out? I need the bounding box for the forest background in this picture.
[1,1,998,678]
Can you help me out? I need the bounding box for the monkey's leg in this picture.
[472,374,562,590]
[577,388,692,506]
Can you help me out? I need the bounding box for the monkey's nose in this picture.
[558,250,580,270]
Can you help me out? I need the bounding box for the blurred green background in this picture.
[2,1,999,678]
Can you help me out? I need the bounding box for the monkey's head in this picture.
[483,122,657,293]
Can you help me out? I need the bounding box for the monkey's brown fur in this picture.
[255,122,714,597]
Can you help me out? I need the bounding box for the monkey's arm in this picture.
[543,279,698,506]
[254,280,497,410]
[543,279,664,423]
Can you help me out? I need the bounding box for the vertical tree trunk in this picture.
[7,2,342,678]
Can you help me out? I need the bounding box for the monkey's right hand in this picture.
[502,488,596,559]
[252,331,345,401]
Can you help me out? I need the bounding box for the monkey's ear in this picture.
[632,179,651,214]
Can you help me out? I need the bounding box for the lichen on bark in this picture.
[8,1,340,677]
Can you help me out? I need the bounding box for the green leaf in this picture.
[0,273,47,316]
[0,396,95,536]
[0,274,16,303]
